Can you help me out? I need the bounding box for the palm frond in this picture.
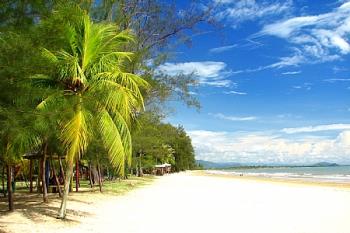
[98,109,131,175]
[61,105,90,164]
[90,80,140,123]
[36,91,65,111]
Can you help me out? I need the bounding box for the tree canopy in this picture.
[0,0,211,215]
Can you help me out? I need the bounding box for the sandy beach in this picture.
[1,171,350,233]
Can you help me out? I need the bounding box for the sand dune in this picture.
[1,172,350,233]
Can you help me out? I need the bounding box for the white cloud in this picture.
[210,113,257,121]
[188,129,350,164]
[214,0,293,26]
[260,1,350,66]
[333,66,348,73]
[209,44,237,53]
[282,124,350,134]
[267,54,305,68]
[157,61,233,87]
[291,82,312,91]
[281,71,301,75]
[223,90,247,95]
[323,78,350,82]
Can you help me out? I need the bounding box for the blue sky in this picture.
[159,0,350,164]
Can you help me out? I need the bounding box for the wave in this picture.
[206,170,350,183]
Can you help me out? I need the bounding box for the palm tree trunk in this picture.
[57,161,73,219]
[7,165,13,211]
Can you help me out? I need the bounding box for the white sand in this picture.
[1,172,350,233]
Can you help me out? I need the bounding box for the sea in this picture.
[207,166,350,183]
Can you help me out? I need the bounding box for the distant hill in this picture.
[196,160,241,169]
[311,162,339,167]
[196,160,341,169]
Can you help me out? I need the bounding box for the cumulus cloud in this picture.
[260,1,350,66]
[210,113,257,121]
[188,129,350,164]
[157,61,233,87]
[214,0,293,26]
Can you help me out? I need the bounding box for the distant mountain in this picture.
[311,162,339,167]
[196,160,241,169]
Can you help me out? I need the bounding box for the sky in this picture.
[160,0,350,165]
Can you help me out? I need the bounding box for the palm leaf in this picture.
[61,105,89,164]
[98,109,131,175]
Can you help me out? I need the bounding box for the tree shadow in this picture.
[0,192,92,223]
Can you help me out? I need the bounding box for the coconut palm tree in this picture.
[32,5,148,219]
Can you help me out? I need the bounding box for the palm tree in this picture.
[33,5,148,219]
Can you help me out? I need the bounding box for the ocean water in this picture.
[208,166,350,183]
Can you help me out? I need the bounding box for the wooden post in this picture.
[75,160,79,192]
[7,165,13,211]
[29,159,33,193]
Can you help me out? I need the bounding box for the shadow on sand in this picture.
[0,192,91,223]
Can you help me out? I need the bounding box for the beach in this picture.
[1,171,350,233]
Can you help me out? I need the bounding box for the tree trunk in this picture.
[59,157,65,183]
[29,159,33,193]
[37,159,42,193]
[135,164,139,177]
[75,160,79,192]
[51,158,62,197]
[2,166,6,197]
[97,164,102,192]
[89,162,93,188]
[6,165,13,211]
[57,161,73,219]
[138,155,143,177]
[41,153,48,203]
[69,175,73,192]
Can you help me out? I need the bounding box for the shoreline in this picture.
[193,170,350,190]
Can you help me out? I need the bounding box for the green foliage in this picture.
[132,113,196,172]
[31,4,148,176]
[0,0,203,175]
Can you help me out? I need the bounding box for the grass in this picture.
[0,175,155,196]
[79,175,155,195]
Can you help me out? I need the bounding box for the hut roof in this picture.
[23,152,65,160]
[155,163,171,168]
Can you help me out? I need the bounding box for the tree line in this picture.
[0,0,214,218]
